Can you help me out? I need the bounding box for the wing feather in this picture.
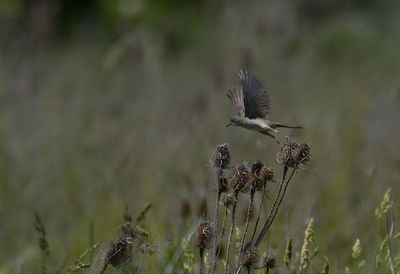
[238,69,271,119]
[226,87,245,117]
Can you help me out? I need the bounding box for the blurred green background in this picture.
[1,0,400,273]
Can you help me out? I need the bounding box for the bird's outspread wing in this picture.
[239,69,270,119]
[226,87,245,117]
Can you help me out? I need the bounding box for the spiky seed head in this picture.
[249,160,265,191]
[240,242,259,269]
[294,143,311,165]
[261,166,274,183]
[251,160,264,174]
[212,143,231,169]
[231,162,249,192]
[195,220,213,249]
[222,193,235,207]
[179,198,191,219]
[277,140,299,168]
[263,253,277,269]
[105,235,133,269]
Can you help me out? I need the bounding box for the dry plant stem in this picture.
[224,191,239,274]
[263,168,297,237]
[235,265,243,274]
[212,169,223,274]
[251,182,266,241]
[213,206,228,274]
[137,247,148,274]
[255,166,288,247]
[200,248,205,274]
[387,201,395,274]
[236,189,255,273]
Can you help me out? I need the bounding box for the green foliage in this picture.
[375,188,391,220]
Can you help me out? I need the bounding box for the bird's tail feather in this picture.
[272,122,302,129]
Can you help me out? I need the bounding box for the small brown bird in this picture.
[226,70,302,142]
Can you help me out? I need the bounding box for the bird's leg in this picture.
[259,131,281,145]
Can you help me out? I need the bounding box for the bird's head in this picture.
[226,116,241,127]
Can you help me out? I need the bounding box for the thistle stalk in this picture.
[224,191,239,274]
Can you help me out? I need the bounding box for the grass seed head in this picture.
[212,143,231,169]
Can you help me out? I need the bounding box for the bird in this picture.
[226,69,302,143]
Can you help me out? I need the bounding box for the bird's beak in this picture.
[226,122,232,127]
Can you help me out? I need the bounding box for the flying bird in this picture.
[226,70,302,142]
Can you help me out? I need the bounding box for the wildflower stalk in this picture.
[137,246,148,274]
[251,182,266,241]
[199,248,205,274]
[214,205,228,273]
[212,169,223,274]
[224,191,239,274]
[255,166,288,246]
[264,168,297,235]
[387,202,395,274]
[237,188,255,270]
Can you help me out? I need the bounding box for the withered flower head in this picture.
[195,220,213,249]
[231,162,249,192]
[294,143,311,165]
[105,235,133,269]
[260,166,274,183]
[249,160,265,191]
[263,252,277,269]
[222,193,235,207]
[240,242,259,269]
[212,143,231,169]
[277,140,299,168]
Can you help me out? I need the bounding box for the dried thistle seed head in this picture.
[195,220,213,249]
[251,160,264,174]
[218,177,229,193]
[294,143,311,165]
[231,162,249,192]
[179,198,191,219]
[277,140,299,168]
[212,143,231,169]
[197,197,208,219]
[222,193,235,207]
[249,160,265,191]
[105,235,133,269]
[240,242,259,268]
[263,252,277,269]
[260,166,274,183]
